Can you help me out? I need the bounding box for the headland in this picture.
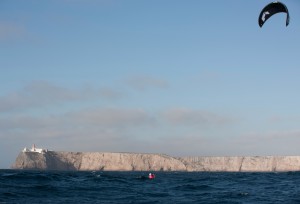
[11,146,300,172]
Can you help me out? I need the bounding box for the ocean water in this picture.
[1,170,300,203]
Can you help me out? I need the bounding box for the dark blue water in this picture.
[1,170,300,203]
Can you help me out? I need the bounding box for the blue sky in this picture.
[1,0,300,168]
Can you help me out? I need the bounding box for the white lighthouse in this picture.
[22,144,47,154]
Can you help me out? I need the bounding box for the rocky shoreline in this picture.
[12,151,300,172]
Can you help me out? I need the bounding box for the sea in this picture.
[1,170,300,204]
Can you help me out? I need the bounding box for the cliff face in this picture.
[11,151,300,172]
[12,151,186,171]
[180,156,300,172]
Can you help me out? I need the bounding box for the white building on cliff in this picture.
[23,144,48,154]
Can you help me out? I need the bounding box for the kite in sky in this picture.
[258,1,289,27]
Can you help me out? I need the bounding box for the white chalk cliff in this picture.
[12,151,300,172]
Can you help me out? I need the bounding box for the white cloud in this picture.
[266,130,300,141]
[0,81,123,112]
[0,107,159,161]
[0,107,156,139]
[126,75,168,91]
[227,129,300,156]
[162,108,232,127]
[65,107,156,128]
[0,105,235,158]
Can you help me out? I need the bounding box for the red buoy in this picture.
[148,173,155,179]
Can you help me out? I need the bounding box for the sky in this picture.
[1,0,300,168]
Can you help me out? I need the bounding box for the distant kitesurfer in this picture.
[148,173,155,179]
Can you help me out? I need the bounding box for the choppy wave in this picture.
[1,170,300,203]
